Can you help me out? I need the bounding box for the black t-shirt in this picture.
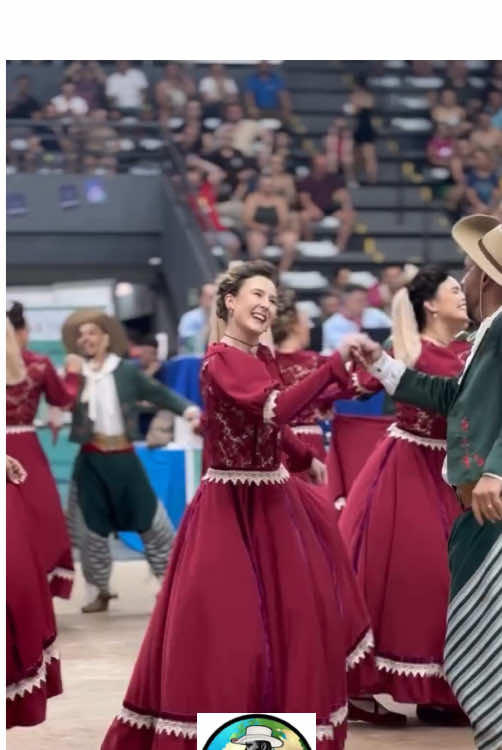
[8,95,40,119]
[207,147,257,196]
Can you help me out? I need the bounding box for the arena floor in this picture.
[7,560,475,750]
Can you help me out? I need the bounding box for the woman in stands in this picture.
[333,267,471,725]
[243,173,299,272]
[6,320,63,728]
[6,303,81,598]
[102,260,375,750]
[347,75,378,184]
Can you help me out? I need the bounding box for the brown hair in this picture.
[6,319,26,386]
[272,287,299,345]
[215,260,278,322]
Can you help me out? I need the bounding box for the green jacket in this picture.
[394,309,502,486]
[70,360,192,445]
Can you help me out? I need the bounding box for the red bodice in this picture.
[274,350,340,426]
[345,339,471,440]
[6,350,80,426]
[201,344,282,471]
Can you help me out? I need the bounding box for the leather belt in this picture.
[87,433,132,452]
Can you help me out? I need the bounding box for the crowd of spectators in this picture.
[7,60,502,267]
[422,60,502,221]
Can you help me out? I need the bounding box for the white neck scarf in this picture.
[81,353,121,422]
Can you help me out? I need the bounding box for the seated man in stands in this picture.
[447,148,502,218]
[106,61,149,115]
[244,61,292,122]
[7,74,40,119]
[298,154,356,251]
[322,283,391,351]
[177,283,216,355]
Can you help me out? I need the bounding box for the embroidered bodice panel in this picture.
[6,350,78,425]
[349,339,471,440]
[201,343,282,471]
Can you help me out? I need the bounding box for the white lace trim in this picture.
[376,655,445,678]
[334,496,346,511]
[263,389,279,424]
[292,424,323,435]
[203,464,290,486]
[346,628,375,670]
[117,707,197,738]
[6,424,35,434]
[316,724,334,740]
[351,372,373,396]
[47,566,75,583]
[388,422,446,450]
[330,704,348,727]
[6,642,59,701]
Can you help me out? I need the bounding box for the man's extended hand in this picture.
[337,333,379,363]
[471,475,502,525]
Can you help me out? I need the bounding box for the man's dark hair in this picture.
[141,334,158,349]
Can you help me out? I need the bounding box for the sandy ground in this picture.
[7,560,474,750]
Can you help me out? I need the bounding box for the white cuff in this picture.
[367,352,406,396]
[482,473,502,483]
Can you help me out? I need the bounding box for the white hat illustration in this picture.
[231,725,284,747]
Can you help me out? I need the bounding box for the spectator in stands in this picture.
[51,80,89,118]
[444,60,475,105]
[319,290,342,322]
[347,75,378,184]
[66,61,106,111]
[488,60,502,92]
[219,102,264,156]
[244,61,291,122]
[242,172,299,271]
[470,110,502,153]
[447,148,502,218]
[22,135,46,173]
[155,62,196,122]
[331,267,352,291]
[431,88,468,135]
[206,126,255,202]
[322,283,391,351]
[176,122,203,156]
[488,90,502,130]
[83,109,120,172]
[367,264,406,314]
[426,123,457,167]
[199,63,239,119]
[298,154,356,251]
[324,117,356,186]
[106,61,149,114]
[268,152,297,208]
[184,98,203,127]
[7,75,40,119]
[178,283,216,355]
[186,160,241,259]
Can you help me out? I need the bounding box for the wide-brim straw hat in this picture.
[231,726,283,747]
[62,308,129,356]
[452,214,502,286]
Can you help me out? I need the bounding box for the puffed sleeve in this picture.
[43,358,80,408]
[207,346,349,426]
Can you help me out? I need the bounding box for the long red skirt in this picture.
[101,473,374,750]
[7,431,74,598]
[339,434,462,706]
[6,482,62,728]
[326,415,393,516]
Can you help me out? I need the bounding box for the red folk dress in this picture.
[101,343,374,750]
[6,350,80,598]
[273,350,341,467]
[335,339,471,706]
[6,476,62,728]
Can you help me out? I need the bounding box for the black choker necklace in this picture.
[223,333,257,349]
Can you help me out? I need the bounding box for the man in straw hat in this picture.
[351,215,502,746]
[62,309,201,613]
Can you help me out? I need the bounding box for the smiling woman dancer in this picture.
[101,260,375,750]
[334,267,471,726]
